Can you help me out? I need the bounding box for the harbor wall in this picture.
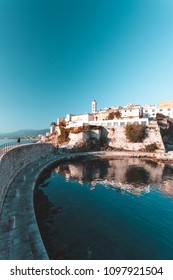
[0,143,56,215]
[66,124,165,152]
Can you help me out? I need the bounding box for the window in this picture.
[145,110,148,112]
[160,109,163,112]
[113,122,118,126]
[167,108,171,111]
[141,121,146,125]
[107,122,112,126]
[152,109,155,112]
[120,122,125,126]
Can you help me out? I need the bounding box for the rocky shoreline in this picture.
[58,149,173,164]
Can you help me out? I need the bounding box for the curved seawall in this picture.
[0,145,80,259]
[0,143,56,214]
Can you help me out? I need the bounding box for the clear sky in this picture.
[0,0,173,132]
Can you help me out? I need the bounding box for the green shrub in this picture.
[125,123,147,143]
[145,143,158,152]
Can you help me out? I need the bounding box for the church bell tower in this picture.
[92,100,97,113]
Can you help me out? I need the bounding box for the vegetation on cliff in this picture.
[125,123,147,143]
[145,143,158,152]
[106,110,121,120]
[156,113,167,120]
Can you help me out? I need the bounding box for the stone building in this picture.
[65,113,94,124]
[120,103,142,118]
[93,103,142,121]
[92,100,97,113]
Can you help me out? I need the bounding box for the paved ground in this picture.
[0,153,68,260]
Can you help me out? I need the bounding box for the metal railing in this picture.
[0,140,38,159]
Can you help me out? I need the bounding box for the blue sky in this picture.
[0,0,173,132]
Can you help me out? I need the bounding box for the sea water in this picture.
[34,157,173,260]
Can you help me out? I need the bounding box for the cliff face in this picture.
[103,123,164,152]
[67,128,101,148]
[44,123,165,152]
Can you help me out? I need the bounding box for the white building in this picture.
[120,103,143,118]
[64,101,147,128]
[53,100,173,134]
[65,113,94,123]
[66,117,149,128]
[142,105,157,119]
[92,100,97,113]
[157,107,173,118]
[143,101,173,119]
[93,103,142,121]
[50,122,56,133]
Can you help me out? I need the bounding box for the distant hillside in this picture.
[0,129,49,138]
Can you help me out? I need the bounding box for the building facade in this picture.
[93,103,142,121]
[66,117,149,128]
[65,113,94,124]
[143,101,173,119]
[120,103,142,118]
[51,100,173,134]
[92,100,97,113]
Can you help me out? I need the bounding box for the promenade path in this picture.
[0,153,69,259]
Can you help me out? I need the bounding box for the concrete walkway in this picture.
[0,153,68,260]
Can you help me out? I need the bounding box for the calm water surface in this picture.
[0,139,37,145]
[34,158,173,260]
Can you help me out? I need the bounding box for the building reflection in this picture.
[54,158,173,196]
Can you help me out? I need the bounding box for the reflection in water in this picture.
[34,188,69,259]
[55,158,173,196]
[125,166,150,186]
[34,158,173,260]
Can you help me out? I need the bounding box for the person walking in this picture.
[17,137,21,145]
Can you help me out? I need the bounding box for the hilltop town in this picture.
[42,100,173,152]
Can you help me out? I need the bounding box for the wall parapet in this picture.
[0,143,56,214]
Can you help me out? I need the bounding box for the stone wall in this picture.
[0,143,56,214]
[65,124,165,152]
[67,128,101,147]
[102,124,165,152]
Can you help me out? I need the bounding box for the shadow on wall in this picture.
[160,120,173,148]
